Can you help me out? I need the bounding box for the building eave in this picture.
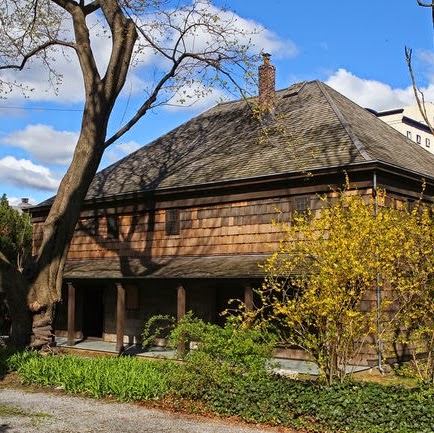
[30,160,434,218]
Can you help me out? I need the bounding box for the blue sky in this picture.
[1,0,433,205]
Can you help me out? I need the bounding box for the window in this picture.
[416,134,421,144]
[426,138,431,148]
[77,218,98,236]
[165,209,180,235]
[407,131,412,139]
[295,196,309,212]
[106,215,119,240]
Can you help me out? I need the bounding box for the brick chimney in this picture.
[258,53,276,114]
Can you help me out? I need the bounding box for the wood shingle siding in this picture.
[45,194,336,261]
[32,75,434,364]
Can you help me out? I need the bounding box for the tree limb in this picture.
[104,54,185,148]
[51,0,100,15]
[0,40,75,71]
[405,46,434,136]
[100,0,138,104]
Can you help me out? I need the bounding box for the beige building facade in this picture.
[373,103,434,154]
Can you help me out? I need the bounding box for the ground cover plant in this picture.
[3,327,434,432]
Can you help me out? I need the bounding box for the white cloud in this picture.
[178,1,298,59]
[1,124,78,166]
[247,25,297,59]
[105,140,142,163]
[0,156,61,191]
[325,68,419,111]
[1,53,85,103]
[2,2,295,106]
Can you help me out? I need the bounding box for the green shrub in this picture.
[166,313,276,397]
[169,313,276,372]
[141,314,176,348]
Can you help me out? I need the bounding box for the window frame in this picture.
[294,196,310,213]
[106,214,119,240]
[165,208,181,236]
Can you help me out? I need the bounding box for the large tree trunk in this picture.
[27,123,106,346]
[27,0,138,348]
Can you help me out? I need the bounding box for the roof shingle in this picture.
[48,80,434,205]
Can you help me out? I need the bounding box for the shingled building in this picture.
[31,59,434,360]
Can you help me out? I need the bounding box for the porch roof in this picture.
[63,254,269,280]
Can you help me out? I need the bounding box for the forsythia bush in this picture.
[243,185,434,384]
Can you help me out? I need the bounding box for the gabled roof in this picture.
[68,81,434,203]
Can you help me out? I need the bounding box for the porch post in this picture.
[67,282,76,346]
[177,285,186,321]
[116,282,125,353]
[176,285,186,355]
[244,285,254,312]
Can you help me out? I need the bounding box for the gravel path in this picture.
[0,388,293,433]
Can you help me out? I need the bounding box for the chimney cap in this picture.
[262,53,271,63]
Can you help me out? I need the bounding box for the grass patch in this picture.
[0,404,49,419]
[9,350,175,401]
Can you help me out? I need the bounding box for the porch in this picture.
[60,255,266,353]
[54,336,337,376]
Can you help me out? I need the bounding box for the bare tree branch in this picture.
[51,0,100,15]
[104,53,184,148]
[405,1,434,136]
[0,40,75,71]
[405,46,434,136]
[105,1,257,147]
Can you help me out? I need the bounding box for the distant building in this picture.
[371,103,434,154]
[12,198,32,214]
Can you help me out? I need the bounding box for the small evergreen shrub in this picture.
[141,314,176,348]
[166,313,277,400]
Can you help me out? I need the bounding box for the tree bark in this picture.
[27,0,138,347]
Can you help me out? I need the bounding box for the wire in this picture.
[0,105,82,112]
